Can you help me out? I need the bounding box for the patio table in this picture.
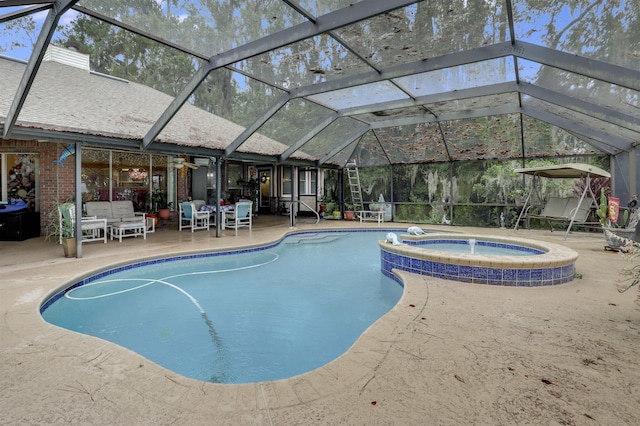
[200,205,234,229]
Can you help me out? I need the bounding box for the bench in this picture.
[85,200,147,225]
[525,196,596,231]
[358,210,385,223]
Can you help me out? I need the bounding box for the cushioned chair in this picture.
[179,202,210,232]
[525,196,594,230]
[224,201,252,235]
[58,203,107,244]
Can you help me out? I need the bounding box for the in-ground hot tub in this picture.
[380,233,579,286]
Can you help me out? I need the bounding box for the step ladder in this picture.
[345,160,364,212]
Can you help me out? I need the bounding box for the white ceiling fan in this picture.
[168,157,198,170]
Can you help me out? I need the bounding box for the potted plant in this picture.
[318,197,327,214]
[45,201,76,257]
[158,202,173,220]
[149,190,172,220]
[331,203,341,220]
[237,178,260,212]
[596,190,609,227]
[318,189,328,214]
[61,235,77,258]
[344,203,355,221]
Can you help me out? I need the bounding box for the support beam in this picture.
[74,142,82,258]
[279,112,339,162]
[341,82,518,117]
[630,146,637,200]
[505,0,516,45]
[143,0,418,148]
[290,42,513,100]
[142,65,210,148]
[438,122,453,163]
[318,124,370,165]
[0,4,51,23]
[565,130,618,156]
[522,106,628,154]
[3,0,77,139]
[370,105,520,129]
[225,93,290,157]
[515,41,640,93]
[519,82,640,132]
[215,156,222,237]
[72,5,206,60]
[0,0,52,6]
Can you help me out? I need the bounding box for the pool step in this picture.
[285,233,348,244]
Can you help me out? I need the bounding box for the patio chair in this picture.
[58,203,107,244]
[224,201,252,235]
[179,202,210,232]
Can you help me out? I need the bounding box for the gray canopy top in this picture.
[514,163,611,179]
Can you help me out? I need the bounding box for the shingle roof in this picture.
[0,56,312,160]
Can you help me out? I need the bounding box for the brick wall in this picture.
[1,139,76,237]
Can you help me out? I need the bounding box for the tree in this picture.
[0,15,37,55]
[54,0,195,97]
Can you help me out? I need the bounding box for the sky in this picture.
[1,6,78,61]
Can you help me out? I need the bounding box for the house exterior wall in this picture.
[1,139,191,238]
[2,138,324,238]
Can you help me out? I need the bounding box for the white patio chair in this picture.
[179,202,210,232]
[224,201,252,235]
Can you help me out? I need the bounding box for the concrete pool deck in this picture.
[1,217,639,425]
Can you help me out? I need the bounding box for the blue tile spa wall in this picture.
[380,248,574,286]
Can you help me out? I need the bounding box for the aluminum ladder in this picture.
[345,160,364,212]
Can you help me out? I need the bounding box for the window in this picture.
[282,168,292,195]
[227,163,243,189]
[299,169,317,196]
[81,149,167,212]
[2,153,38,211]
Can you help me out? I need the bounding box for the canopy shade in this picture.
[514,163,611,179]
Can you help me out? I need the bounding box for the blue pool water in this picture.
[41,230,403,384]
[413,240,545,256]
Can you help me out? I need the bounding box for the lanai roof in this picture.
[0,1,638,167]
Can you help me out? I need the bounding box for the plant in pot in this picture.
[596,190,609,227]
[344,203,355,220]
[60,221,76,258]
[158,201,174,220]
[327,202,341,220]
[318,189,328,214]
[150,190,172,220]
[45,201,76,257]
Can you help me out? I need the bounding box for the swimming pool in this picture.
[41,230,403,384]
